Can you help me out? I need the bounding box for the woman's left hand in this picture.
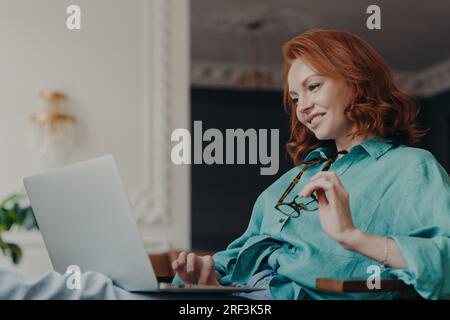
[298,171,358,245]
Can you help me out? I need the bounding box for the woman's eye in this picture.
[308,83,320,91]
[291,97,299,104]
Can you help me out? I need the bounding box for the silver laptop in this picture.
[23,155,262,294]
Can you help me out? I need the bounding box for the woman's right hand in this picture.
[171,251,222,286]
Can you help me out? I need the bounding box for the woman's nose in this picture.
[297,99,313,115]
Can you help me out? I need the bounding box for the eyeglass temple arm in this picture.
[277,160,323,205]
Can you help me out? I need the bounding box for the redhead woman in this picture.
[172,29,450,300]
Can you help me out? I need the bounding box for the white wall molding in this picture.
[131,0,171,227]
[192,59,450,97]
[394,58,450,97]
[130,0,191,251]
[191,61,282,90]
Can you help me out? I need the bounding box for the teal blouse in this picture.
[210,137,450,300]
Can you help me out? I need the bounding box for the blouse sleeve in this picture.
[171,192,266,286]
[212,192,265,285]
[388,157,450,299]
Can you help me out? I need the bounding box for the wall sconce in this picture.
[31,92,76,170]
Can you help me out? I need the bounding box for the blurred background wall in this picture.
[0,0,190,278]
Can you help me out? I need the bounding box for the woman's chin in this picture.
[313,130,329,140]
[308,124,331,140]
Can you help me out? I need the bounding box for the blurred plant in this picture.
[0,193,38,264]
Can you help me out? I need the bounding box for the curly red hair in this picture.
[282,29,429,165]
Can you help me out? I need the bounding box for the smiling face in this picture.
[287,58,355,141]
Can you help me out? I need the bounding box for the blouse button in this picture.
[279,218,285,223]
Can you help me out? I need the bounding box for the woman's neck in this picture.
[335,133,376,154]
